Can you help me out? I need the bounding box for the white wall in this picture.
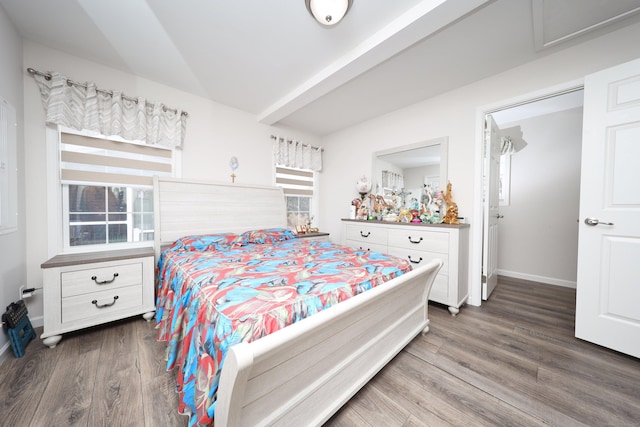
[497,108,583,287]
[22,41,319,324]
[319,21,640,306]
[0,4,25,359]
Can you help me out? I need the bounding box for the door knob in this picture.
[584,217,614,226]
[496,214,504,219]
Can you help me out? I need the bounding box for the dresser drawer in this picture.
[388,228,449,253]
[61,285,143,324]
[387,247,449,275]
[344,224,388,246]
[61,262,143,297]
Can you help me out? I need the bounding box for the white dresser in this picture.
[342,219,469,315]
[40,247,156,348]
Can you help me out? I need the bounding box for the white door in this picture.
[482,114,501,300]
[575,58,640,358]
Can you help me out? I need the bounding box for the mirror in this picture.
[372,137,448,209]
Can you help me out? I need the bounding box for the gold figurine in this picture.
[442,181,459,225]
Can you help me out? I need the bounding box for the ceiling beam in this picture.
[257,0,490,127]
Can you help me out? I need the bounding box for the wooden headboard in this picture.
[153,177,287,257]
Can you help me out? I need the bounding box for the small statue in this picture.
[368,193,381,213]
[442,181,459,225]
[421,185,443,224]
[376,195,394,211]
[410,197,420,210]
[356,204,369,220]
[398,209,412,223]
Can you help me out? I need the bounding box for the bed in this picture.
[153,177,443,426]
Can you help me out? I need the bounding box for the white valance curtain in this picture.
[31,70,187,149]
[272,135,322,171]
[381,170,404,190]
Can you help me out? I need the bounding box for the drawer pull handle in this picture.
[408,256,423,264]
[91,273,119,285]
[360,231,371,238]
[408,236,423,244]
[92,295,119,308]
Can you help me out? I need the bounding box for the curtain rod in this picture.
[270,134,323,151]
[26,67,188,117]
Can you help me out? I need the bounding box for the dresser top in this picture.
[41,247,155,269]
[341,218,470,229]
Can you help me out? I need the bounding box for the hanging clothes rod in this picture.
[26,67,188,117]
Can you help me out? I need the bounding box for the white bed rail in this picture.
[216,259,443,427]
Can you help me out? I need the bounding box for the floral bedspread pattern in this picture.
[155,233,411,426]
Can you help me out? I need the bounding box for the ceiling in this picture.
[3,0,640,136]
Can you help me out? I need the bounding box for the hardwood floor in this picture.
[327,277,640,426]
[0,317,187,427]
[1,278,638,426]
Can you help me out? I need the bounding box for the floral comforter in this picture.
[155,229,411,426]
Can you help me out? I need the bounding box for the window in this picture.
[275,166,315,229]
[59,131,173,250]
[65,185,154,246]
[0,97,17,235]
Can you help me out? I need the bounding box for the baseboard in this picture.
[0,341,11,365]
[29,315,44,328]
[496,269,576,289]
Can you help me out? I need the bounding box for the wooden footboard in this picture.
[216,259,443,427]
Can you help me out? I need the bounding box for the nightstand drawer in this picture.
[62,285,143,324]
[61,262,143,297]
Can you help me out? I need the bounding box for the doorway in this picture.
[480,87,585,300]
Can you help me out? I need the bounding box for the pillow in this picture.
[241,228,296,245]
[167,233,243,252]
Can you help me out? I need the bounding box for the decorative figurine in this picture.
[398,209,412,223]
[229,156,239,183]
[442,181,460,225]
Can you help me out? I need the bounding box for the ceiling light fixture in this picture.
[305,0,353,26]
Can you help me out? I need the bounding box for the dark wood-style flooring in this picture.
[1,278,638,426]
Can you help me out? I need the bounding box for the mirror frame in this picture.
[371,137,448,195]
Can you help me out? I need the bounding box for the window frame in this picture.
[0,96,18,235]
[47,125,180,255]
[61,184,156,249]
[273,165,319,230]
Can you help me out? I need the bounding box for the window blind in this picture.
[60,132,172,187]
[275,166,314,196]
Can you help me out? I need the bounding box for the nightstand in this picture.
[40,247,155,348]
[296,232,330,242]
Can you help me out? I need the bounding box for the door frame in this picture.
[470,79,584,306]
